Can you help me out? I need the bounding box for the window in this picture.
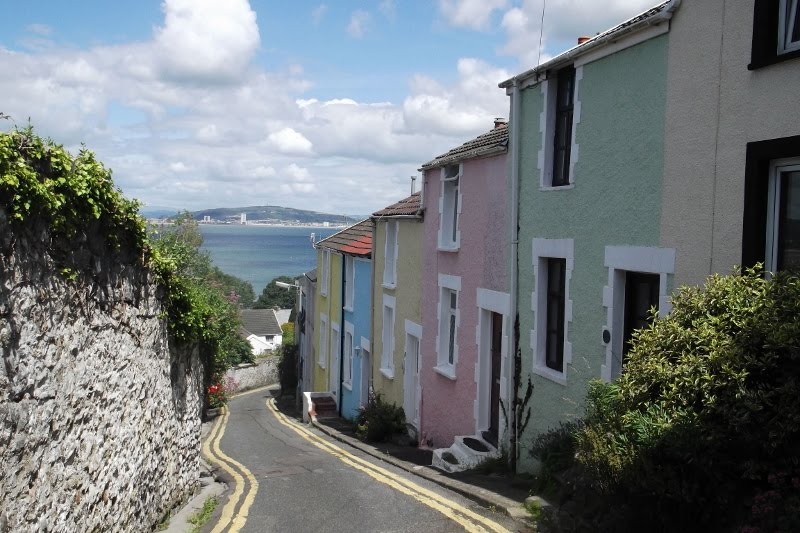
[531,238,573,385]
[380,295,395,379]
[320,249,330,296]
[383,221,398,287]
[344,255,355,310]
[750,0,800,69]
[552,67,576,187]
[319,314,328,368]
[435,274,461,379]
[438,164,461,250]
[544,258,566,371]
[767,158,800,272]
[343,325,354,388]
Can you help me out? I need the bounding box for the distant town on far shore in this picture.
[143,204,365,228]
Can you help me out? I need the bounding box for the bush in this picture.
[277,342,297,397]
[355,393,405,442]
[575,267,800,530]
[530,420,582,494]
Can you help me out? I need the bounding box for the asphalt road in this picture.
[203,387,520,533]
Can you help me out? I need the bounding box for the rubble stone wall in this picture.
[0,214,202,532]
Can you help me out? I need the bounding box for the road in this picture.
[202,387,521,533]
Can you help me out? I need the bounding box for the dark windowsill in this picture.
[749,48,800,70]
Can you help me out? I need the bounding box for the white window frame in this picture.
[438,164,462,251]
[766,157,800,272]
[779,0,800,54]
[531,239,574,386]
[344,255,355,311]
[318,313,328,368]
[403,320,423,428]
[329,321,340,395]
[435,274,461,380]
[380,294,396,379]
[320,249,330,296]
[538,67,582,190]
[383,221,398,288]
[343,322,354,390]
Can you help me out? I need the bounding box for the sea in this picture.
[199,224,339,293]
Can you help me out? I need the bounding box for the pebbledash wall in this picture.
[0,215,202,532]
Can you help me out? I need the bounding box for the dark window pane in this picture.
[779,170,800,270]
[552,66,575,186]
[545,258,566,371]
[448,314,456,364]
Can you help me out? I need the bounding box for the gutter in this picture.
[508,78,521,468]
[418,143,508,172]
[499,0,681,88]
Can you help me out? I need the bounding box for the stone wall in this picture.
[0,214,203,532]
[226,356,278,393]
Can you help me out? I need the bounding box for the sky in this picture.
[0,0,658,215]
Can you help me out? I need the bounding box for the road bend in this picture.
[202,387,520,533]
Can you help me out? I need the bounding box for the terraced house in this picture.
[501,0,800,472]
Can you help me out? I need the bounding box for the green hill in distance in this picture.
[189,205,358,225]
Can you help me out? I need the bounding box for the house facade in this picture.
[370,193,424,429]
[417,123,511,470]
[501,2,679,471]
[659,0,800,283]
[312,235,343,406]
[296,268,316,399]
[240,308,284,356]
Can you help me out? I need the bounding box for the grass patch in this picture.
[188,496,218,533]
[524,498,542,521]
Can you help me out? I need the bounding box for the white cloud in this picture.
[346,10,371,38]
[439,0,507,31]
[379,0,397,21]
[500,0,657,67]
[154,0,260,82]
[311,4,327,25]
[268,128,314,155]
[26,24,52,36]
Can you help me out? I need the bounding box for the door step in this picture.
[431,434,499,473]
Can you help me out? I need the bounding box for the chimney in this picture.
[411,176,417,194]
[578,36,591,45]
[494,117,508,129]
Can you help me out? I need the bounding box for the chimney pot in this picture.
[493,117,508,129]
[578,36,590,45]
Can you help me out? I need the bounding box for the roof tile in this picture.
[372,191,422,217]
[316,219,374,257]
[420,125,508,170]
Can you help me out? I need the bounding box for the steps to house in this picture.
[311,395,338,419]
[431,434,499,473]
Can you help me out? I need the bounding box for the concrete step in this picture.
[431,434,499,473]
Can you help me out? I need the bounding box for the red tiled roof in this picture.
[420,125,508,170]
[372,192,422,217]
[316,219,373,257]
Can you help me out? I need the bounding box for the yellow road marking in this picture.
[231,384,275,399]
[267,399,512,533]
[203,406,260,533]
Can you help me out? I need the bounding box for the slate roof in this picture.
[420,125,508,170]
[500,1,675,87]
[372,192,422,217]
[240,308,283,337]
[316,219,373,257]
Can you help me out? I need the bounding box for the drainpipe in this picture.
[339,256,345,417]
[508,78,521,470]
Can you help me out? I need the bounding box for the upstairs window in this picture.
[750,0,800,69]
[438,164,461,250]
[552,67,576,187]
[320,249,330,296]
[434,274,461,379]
[344,255,355,310]
[343,327,353,388]
[544,258,567,372]
[767,158,800,272]
[383,221,398,287]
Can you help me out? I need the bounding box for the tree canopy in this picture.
[254,275,298,310]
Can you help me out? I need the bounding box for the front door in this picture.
[487,312,503,447]
[360,347,371,407]
[622,272,660,365]
[403,335,420,428]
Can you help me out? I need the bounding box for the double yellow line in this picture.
[202,400,260,533]
[266,398,512,533]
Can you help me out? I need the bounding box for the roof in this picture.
[240,308,283,337]
[420,125,508,170]
[372,192,422,217]
[499,0,677,88]
[316,218,373,257]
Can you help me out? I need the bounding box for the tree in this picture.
[254,276,298,309]
[208,266,255,308]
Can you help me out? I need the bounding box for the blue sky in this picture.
[0,0,656,214]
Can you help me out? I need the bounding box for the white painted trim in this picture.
[531,238,574,385]
[438,273,462,291]
[474,294,511,443]
[476,288,510,315]
[404,319,423,338]
[402,322,422,428]
[343,321,354,388]
[344,255,355,312]
[329,321,341,399]
[383,220,398,288]
[318,313,328,368]
[360,336,371,351]
[435,274,461,377]
[437,164,463,251]
[359,337,371,407]
[320,249,330,296]
[601,245,676,382]
[574,23,670,68]
[766,158,800,273]
[537,80,553,189]
[380,293,396,379]
[568,66,583,184]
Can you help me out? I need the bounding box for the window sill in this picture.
[433,364,457,381]
[749,48,800,70]
[382,282,397,290]
[437,245,460,253]
[540,184,575,192]
[342,380,352,391]
[379,367,394,380]
[318,361,326,370]
[532,363,567,386]
[343,305,353,313]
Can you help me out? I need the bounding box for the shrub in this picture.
[277,342,297,397]
[355,393,405,442]
[529,420,582,494]
[575,267,800,530]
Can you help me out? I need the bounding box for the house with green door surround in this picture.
[500,1,679,472]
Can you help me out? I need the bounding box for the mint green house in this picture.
[500,2,679,472]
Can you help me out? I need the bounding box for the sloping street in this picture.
[202,388,521,533]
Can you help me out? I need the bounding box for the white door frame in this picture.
[403,320,422,429]
[475,289,510,441]
[329,321,341,404]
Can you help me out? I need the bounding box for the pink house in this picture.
[418,121,512,471]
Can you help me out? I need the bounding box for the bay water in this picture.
[199,225,339,293]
